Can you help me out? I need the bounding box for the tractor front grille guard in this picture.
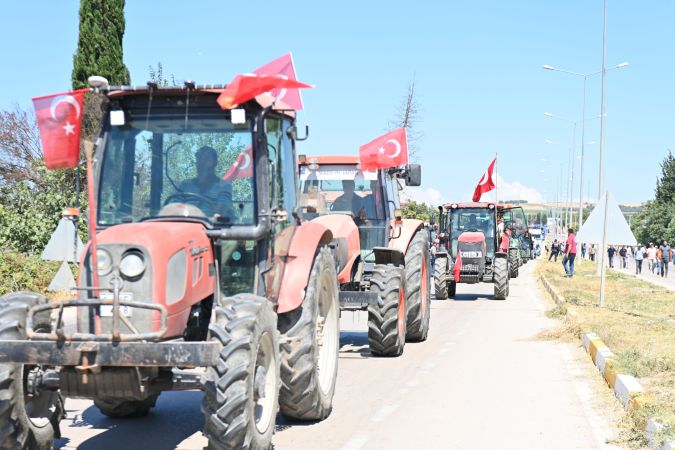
[27,297,168,343]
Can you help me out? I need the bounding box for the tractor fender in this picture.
[389,219,424,256]
[310,214,361,284]
[494,251,508,259]
[277,222,334,314]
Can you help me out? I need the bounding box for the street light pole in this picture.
[598,0,608,201]
[578,78,587,228]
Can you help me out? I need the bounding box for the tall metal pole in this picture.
[598,0,608,200]
[599,190,609,306]
[569,122,577,229]
[578,76,587,228]
[597,0,608,275]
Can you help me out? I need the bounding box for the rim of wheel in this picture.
[316,272,338,394]
[397,283,405,337]
[23,366,54,429]
[254,332,277,434]
[420,258,429,318]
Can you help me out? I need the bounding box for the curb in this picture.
[540,273,672,449]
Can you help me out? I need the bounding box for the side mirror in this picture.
[405,164,422,186]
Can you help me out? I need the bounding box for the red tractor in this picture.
[0,80,341,449]
[433,202,523,300]
[297,156,430,356]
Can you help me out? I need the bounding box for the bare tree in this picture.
[388,78,422,162]
[0,104,42,185]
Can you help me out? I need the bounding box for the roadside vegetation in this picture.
[537,258,675,448]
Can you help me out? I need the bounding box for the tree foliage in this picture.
[402,200,437,224]
[631,151,675,244]
[71,0,130,90]
[388,78,422,161]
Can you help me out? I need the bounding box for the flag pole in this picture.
[495,153,498,203]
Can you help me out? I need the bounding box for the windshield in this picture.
[98,110,255,227]
[449,208,496,258]
[501,207,529,237]
[298,164,384,220]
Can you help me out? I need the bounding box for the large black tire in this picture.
[508,249,519,279]
[448,280,457,298]
[433,258,448,300]
[94,394,160,418]
[493,257,509,300]
[0,292,64,450]
[202,294,280,450]
[405,230,431,342]
[367,264,406,356]
[277,247,339,420]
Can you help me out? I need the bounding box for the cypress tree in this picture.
[71,0,130,89]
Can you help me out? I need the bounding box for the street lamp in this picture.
[543,62,628,229]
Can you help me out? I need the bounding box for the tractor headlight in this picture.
[119,251,146,279]
[96,249,113,275]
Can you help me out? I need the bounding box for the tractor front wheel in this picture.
[0,292,64,450]
[405,230,431,342]
[368,264,406,356]
[202,294,280,450]
[508,249,519,279]
[448,280,457,298]
[433,258,448,300]
[493,257,509,300]
[278,246,339,420]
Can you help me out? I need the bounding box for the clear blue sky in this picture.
[1,1,673,205]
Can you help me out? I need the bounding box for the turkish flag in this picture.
[452,251,462,282]
[359,128,408,171]
[32,89,89,170]
[217,74,313,110]
[223,145,253,181]
[253,53,304,110]
[472,158,496,202]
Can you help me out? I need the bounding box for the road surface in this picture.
[55,262,624,450]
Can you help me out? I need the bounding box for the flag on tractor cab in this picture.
[253,53,304,110]
[32,88,89,169]
[359,128,408,171]
[472,157,496,202]
[223,145,253,181]
[217,74,313,110]
[452,251,462,282]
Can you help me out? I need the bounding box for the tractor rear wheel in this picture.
[493,257,509,300]
[405,230,431,342]
[0,292,64,450]
[368,264,406,356]
[433,258,448,300]
[202,294,280,450]
[94,395,160,418]
[278,247,339,420]
[508,249,519,279]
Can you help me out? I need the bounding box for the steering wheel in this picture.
[164,192,216,210]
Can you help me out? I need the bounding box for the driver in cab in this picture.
[177,146,233,219]
[332,180,364,216]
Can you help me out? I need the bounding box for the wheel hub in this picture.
[254,365,267,400]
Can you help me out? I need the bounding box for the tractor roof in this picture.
[298,155,360,166]
[443,201,517,210]
[104,84,296,117]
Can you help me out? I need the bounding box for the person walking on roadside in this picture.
[656,246,662,275]
[589,244,596,262]
[548,239,560,262]
[619,246,628,269]
[607,245,616,268]
[635,244,645,274]
[660,240,671,277]
[562,228,577,277]
[647,243,657,273]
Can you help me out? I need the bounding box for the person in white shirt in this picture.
[635,244,645,274]
[647,244,657,274]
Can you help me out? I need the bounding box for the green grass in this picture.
[537,258,675,447]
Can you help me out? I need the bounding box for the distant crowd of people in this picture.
[545,237,674,278]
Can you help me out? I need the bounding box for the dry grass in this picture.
[536,258,675,447]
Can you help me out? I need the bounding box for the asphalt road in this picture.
[55,262,625,450]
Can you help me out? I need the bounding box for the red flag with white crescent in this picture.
[253,53,304,110]
[217,74,313,110]
[452,251,462,282]
[472,158,496,202]
[358,128,408,171]
[32,88,89,169]
[223,145,253,181]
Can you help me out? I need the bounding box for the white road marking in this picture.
[445,341,456,346]
[371,404,399,423]
[340,434,370,450]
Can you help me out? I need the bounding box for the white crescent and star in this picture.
[378,139,402,158]
[237,151,251,171]
[50,95,81,121]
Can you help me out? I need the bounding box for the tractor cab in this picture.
[499,204,533,264]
